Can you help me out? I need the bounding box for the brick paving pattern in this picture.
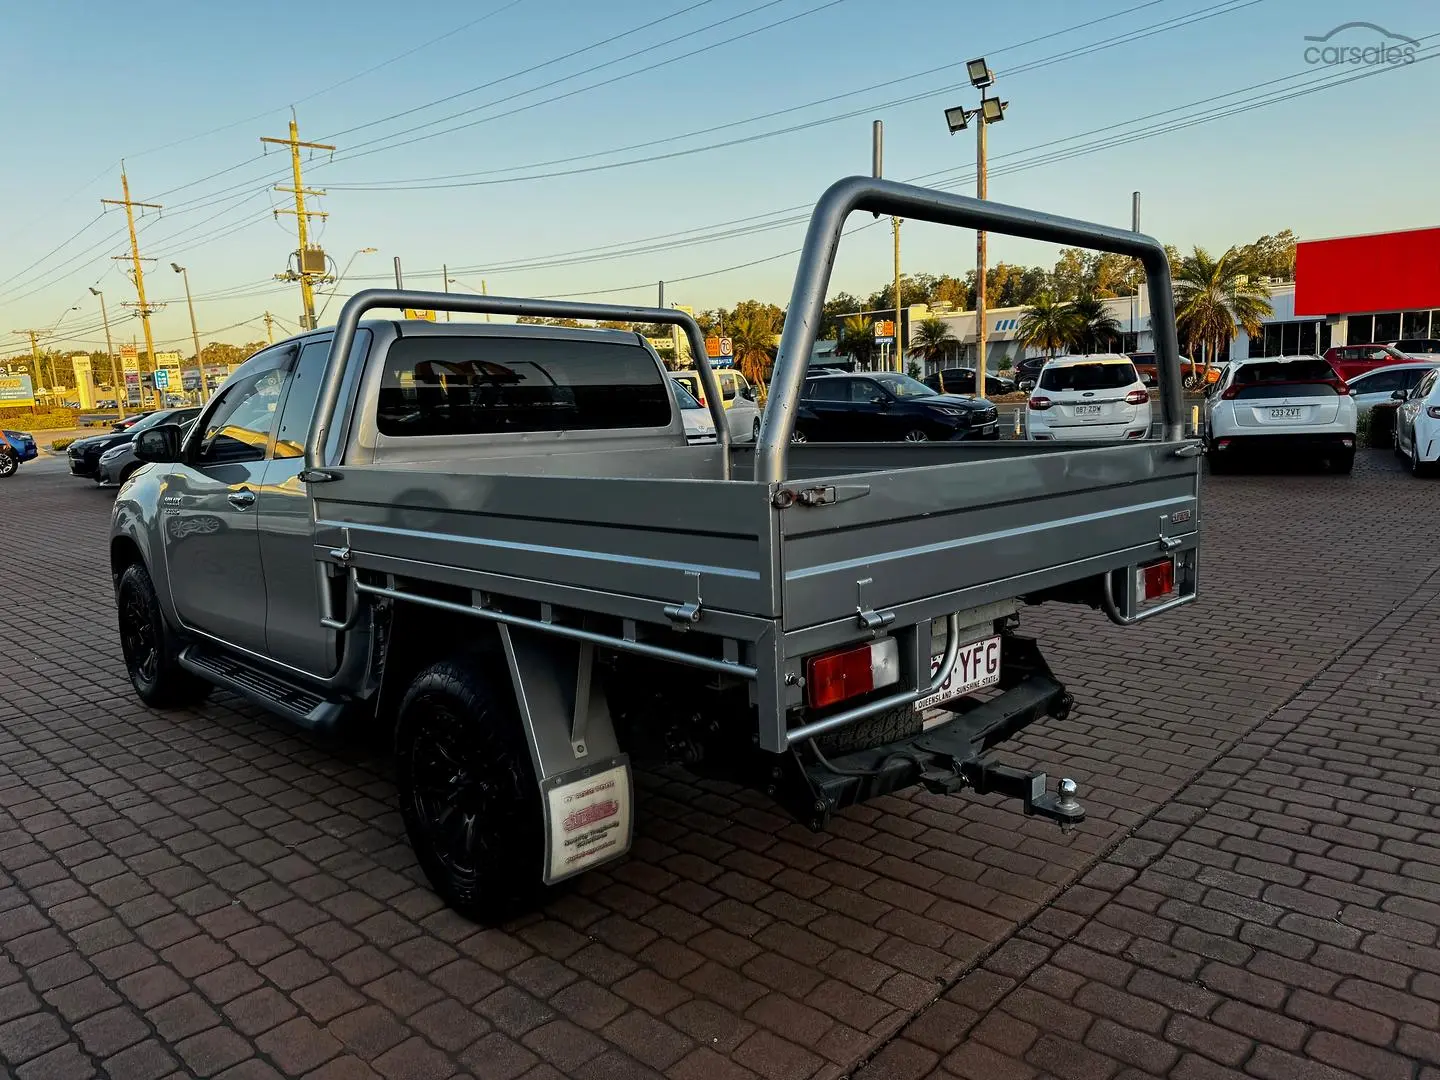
[0,451,1437,1079]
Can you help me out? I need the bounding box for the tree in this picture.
[1049,248,1091,300]
[837,314,877,368]
[819,292,864,340]
[1017,294,1079,359]
[728,305,780,391]
[929,275,967,309]
[1068,293,1123,353]
[1172,246,1273,374]
[1235,229,1297,282]
[910,318,957,367]
[865,274,933,314]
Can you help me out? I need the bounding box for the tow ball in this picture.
[920,759,1086,830]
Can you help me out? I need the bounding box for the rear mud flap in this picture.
[498,625,633,884]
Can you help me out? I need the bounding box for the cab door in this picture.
[256,332,371,676]
[161,345,294,651]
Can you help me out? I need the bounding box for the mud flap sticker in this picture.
[542,757,632,884]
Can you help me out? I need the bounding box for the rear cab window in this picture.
[1039,362,1138,392]
[376,334,671,436]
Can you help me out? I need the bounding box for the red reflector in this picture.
[1216,438,1231,449]
[1137,558,1175,602]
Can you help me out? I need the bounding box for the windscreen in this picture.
[873,374,936,398]
[671,381,701,409]
[377,335,671,436]
[1039,362,1137,392]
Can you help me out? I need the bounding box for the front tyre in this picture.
[0,449,16,478]
[394,653,551,922]
[116,563,212,708]
[902,429,930,443]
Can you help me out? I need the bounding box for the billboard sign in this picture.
[120,344,139,372]
[155,351,182,369]
[0,373,36,409]
[1295,226,1440,316]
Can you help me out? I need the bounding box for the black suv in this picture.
[67,407,201,478]
[922,366,1016,396]
[795,372,999,442]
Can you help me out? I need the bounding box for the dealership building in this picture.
[901,225,1440,375]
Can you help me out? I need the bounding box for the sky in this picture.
[1,0,1437,359]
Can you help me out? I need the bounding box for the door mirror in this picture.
[1392,388,1409,401]
[740,385,756,401]
[133,424,182,464]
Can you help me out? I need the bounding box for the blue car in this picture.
[0,428,38,477]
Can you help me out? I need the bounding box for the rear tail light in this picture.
[1220,385,1239,400]
[1215,438,1231,449]
[1124,389,1149,405]
[805,639,900,710]
[1136,558,1175,602]
[1028,396,1052,410]
[1330,380,1350,396]
[1428,406,1440,420]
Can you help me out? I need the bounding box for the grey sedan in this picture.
[96,419,196,487]
[1346,362,1440,416]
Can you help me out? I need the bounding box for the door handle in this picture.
[227,489,256,509]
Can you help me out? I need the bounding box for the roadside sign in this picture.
[874,320,895,339]
[705,336,722,358]
[403,309,436,321]
[719,337,733,358]
[0,373,36,409]
[155,351,182,369]
[120,344,139,372]
[153,369,170,390]
[705,336,734,360]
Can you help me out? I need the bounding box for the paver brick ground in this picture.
[1,451,1437,1079]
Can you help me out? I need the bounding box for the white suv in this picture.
[1026,355,1151,442]
[1203,355,1357,473]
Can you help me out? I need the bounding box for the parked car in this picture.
[671,368,760,442]
[1322,343,1409,382]
[1394,366,1440,477]
[0,428,38,478]
[67,407,201,479]
[1127,351,1207,387]
[112,411,153,433]
[794,371,1000,442]
[1203,355,1356,473]
[670,380,716,445]
[922,366,1015,396]
[1343,361,1440,416]
[1026,356,1151,442]
[1013,355,1047,392]
[1387,338,1440,355]
[97,419,198,487]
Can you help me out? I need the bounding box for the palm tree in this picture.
[1016,293,1079,359]
[837,314,877,368]
[729,308,778,392]
[910,318,957,368]
[1172,247,1272,377]
[1068,293,1123,353]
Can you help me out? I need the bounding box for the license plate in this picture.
[915,635,1002,713]
[1269,407,1302,419]
[1074,404,1102,416]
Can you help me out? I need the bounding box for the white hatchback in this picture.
[1026,355,1151,442]
[1203,355,1357,473]
[1395,365,1440,478]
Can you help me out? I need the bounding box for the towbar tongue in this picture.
[949,760,1086,826]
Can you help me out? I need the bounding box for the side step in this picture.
[179,645,346,733]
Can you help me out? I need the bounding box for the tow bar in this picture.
[921,760,1085,828]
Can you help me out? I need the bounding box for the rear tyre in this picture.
[116,563,212,708]
[752,417,761,442]
[791,429,808,444]
[1412,441,1435,478]
[902,429,930,443]
[394,652,551,922]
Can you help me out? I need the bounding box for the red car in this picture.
[1322,344,1410,382]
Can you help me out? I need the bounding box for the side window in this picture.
[193,349,293,466]
[272,341,332,459]
[1416,370,1439,399]
[852,379,883,403]
[807,379,847,401]
[720,372,738,401]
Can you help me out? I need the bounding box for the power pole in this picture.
[263,312,276,344]
[101,167,163,408]
[10,330,46,403]
[262,113,334,331]
[393,257,404,288]
[89,288,123,419]
[443,263,451,321]
[892,218,903,373]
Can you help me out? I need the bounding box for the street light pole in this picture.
[317,247,377,324]
[89,287,122,420]
[945,60,1007,399]
[171,264,205,398]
